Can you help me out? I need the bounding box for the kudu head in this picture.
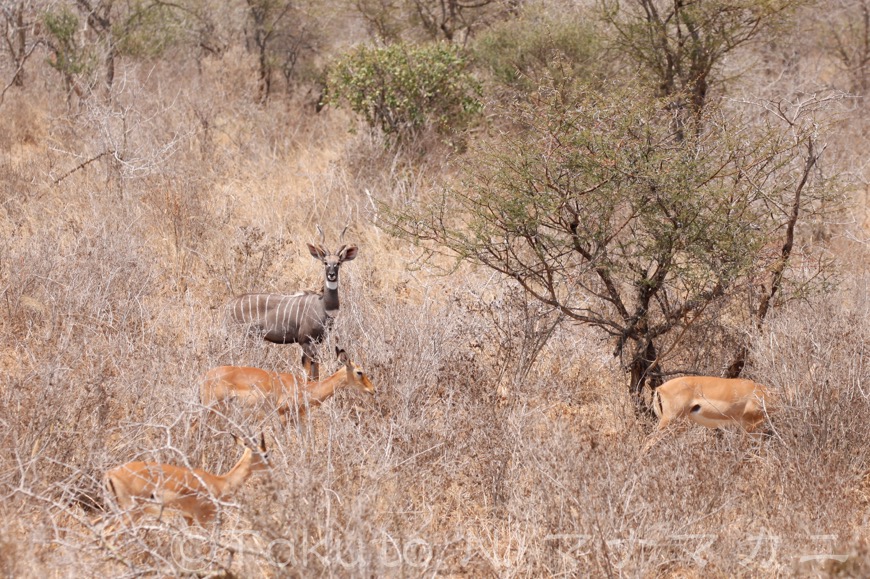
[307,226,358,291]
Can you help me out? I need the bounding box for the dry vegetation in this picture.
[1,1,870,577]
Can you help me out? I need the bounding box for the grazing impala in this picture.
[643,376,776,451]
[104,434,269,526]
[229,227,358,380]
[199,348,376,424]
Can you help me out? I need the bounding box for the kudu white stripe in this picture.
[229,231,358,379]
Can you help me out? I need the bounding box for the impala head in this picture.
[308,226,358,291]
[233,432,271,473]
[336,347,376,396]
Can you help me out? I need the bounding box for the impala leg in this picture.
[97,508,135,536]
[745,418,773,444]
[642,431,663,453]
[642,416,673,453]
[108,506,143,531]
[189,415,198,435]
[193,403,223,438]
[278,407,293,432]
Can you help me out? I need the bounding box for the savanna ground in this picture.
[2,1,870,577]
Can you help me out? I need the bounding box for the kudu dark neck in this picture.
[322,259,340,314]
[322,283,339,312]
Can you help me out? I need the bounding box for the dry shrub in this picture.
[0,92,46,153]
[2,29,870,576]
[753,290,870,462]
[1,216,153,475]
[6,206,868,575]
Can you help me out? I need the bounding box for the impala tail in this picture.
[651,387,663,419]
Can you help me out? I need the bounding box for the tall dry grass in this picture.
[1,24,869,578]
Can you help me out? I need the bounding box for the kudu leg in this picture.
[301,346,320,381]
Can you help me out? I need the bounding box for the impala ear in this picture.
[233,433,264,451]
[338,245,358,262]
[308,243,328,262]
[336,348,348,364]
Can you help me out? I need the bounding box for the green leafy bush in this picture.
[473,10,603,93]
[43,7,92,77]
[115,2,184,59]
[326,42,483,145]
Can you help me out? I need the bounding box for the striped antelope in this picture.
[199,348,376,425]
[230,230,358,379]
[643,376,775,452]
[104,433,270,526]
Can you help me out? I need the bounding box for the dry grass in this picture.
[1,23,870,577]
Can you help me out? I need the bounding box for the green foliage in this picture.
[473,8,604,93]
[383,78,838,406]
[352,0,508,44]
[404,83,770,309]
[600,0,806,114]
[114,2,184,59]
[326,42,483,144]
[42,7,92,77]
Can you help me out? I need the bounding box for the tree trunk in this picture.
[12,6,25,86]
[629,339,661,419]
[105,42,115,89]
[257,44,270,103]
[725,139,819,378]
[725,345,747,378]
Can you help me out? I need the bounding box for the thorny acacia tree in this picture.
[1,1,39,94]
[43,0,182,100]
[824,0,870,94]
[353,0,512,44]
[601,0,804,118]
[245,0,319,103]
[386,82,837,414]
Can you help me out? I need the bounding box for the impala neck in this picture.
[305,366,349,403]
[215,448,254,497]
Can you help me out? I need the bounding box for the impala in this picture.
[199,348,376,424]
[104,433,269,526]
[643,376,775,451]
[229,227,358,380]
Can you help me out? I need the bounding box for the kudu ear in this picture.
[308,243,329,262]
[338,245,358,263]
[336,348,348,364]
